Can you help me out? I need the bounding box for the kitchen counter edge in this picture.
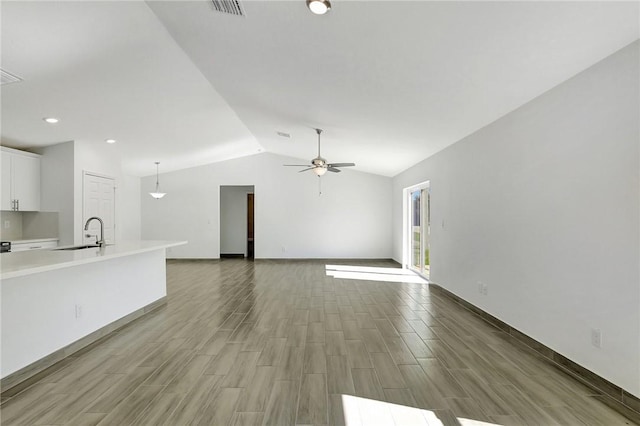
[0,240,187,280]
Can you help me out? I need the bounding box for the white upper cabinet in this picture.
[1,153,11,210]
[1,147,41,211]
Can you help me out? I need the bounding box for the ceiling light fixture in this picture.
[149,162,166,199]
[313,166,327,176]
[43,117,59,124]
[307,0,331,15]
[105,139,116,144]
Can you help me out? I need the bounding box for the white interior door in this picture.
[83,172,115,245]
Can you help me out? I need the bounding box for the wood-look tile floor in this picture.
[1,259,637,425]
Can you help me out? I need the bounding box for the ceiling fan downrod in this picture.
[316,128,322,158]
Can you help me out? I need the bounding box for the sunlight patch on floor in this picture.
[341,394,500,426]
[325,265,417,275]
[326,265,428,284]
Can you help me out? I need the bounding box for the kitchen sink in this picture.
[53,244,101,251]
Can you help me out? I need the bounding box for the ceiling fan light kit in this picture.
[313,166,327,176]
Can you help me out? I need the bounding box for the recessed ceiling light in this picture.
[105,139,116,144]
[43,117,59,124]
[307,0,331,15]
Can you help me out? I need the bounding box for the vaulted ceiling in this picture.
[2,1,638,177]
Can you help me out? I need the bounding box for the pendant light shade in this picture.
[149,162,166,199]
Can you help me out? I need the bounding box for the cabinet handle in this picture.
[29,246,42,249]
[16,199,19,211]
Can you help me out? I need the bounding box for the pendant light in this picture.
[149,161,166,199]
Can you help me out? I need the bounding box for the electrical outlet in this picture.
[75,304,83,319]
[3,220,10,229]
[591,328,602,348]
[478,282,488,295]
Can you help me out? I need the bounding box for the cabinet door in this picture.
[12,154,40,211]
[1,153,12,210]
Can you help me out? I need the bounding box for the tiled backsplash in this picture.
[0,211,23,240]
[0,211,58,241]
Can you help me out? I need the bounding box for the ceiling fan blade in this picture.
[327,167,341,173]
[298,167,314,173]
[284,164,311,167]
[327,162,355,168]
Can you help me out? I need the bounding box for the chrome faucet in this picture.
[84,217,105,247]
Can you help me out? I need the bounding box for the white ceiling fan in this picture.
[284,128,355,176]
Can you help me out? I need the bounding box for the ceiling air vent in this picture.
[1,69,22,86]
[211,0,245,17]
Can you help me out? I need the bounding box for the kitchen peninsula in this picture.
[0,240,186,391]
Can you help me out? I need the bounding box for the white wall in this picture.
[38,142,75,246]
[220,185,253,256]
[37,140,141,245]
[141,152,392,259]
[119,175,142,241]
[392,41,640,396]
[74,141,141,244]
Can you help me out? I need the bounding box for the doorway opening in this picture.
[220,185,255,259]
[247,193,254,259]
[404,181,430,279]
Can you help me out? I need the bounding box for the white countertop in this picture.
[1,240,186,280]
